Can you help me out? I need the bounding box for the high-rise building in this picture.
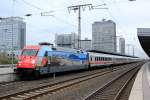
[80,38,92,50]
[55,33,78,48]
[0,17,26,51]
[119,38,125,54]
[92,19,116,52]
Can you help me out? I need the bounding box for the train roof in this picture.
[87,50,138,58]
[23,45,41,50]
[54,46,87,54]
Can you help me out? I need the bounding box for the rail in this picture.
[83,64,141,100]
[0,62,142,100]
[0,65,123,100]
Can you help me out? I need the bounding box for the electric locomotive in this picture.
[16,45,88,78]
[15,44,140,78]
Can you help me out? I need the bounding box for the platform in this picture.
[129,62,150,100]
[0,67,14,75]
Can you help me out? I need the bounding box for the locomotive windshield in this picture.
[22,49,38,56]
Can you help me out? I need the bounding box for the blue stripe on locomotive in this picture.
[48,51,88,61]
[36,45,88,62]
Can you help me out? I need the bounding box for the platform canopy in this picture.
[138,35,150,57]
[137,28,150,58]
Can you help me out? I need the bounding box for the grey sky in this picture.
[0,0,149,58]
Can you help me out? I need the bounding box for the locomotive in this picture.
[15,44,139,78]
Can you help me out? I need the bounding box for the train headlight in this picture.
[31,60,35,64]
[19,63,21,66]
[18,62,21,66]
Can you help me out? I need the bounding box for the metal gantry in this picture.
[68,4,107,49]
[68,4,93,49]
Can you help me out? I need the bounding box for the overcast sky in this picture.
[0,0,149,58]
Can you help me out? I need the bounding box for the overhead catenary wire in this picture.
[52,16,77,27]
[21,0,45,11]
[15,0,77,29]
[100,0,126,33]
[10,1,75,33]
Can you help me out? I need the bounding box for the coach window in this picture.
[109,58,111,61]
[107,58,108,61]
[91,57,92,61]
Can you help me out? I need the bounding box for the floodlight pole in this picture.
[78,7,81,49]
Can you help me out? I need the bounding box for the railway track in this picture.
[0,62,143,100]
[0,62,138,86]
[84,64,141,100]
[0,69,114,100]
[0,63,135,91]
[0,62,139,87]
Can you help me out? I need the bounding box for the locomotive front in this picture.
[16,45,41,77]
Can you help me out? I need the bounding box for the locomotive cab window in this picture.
[22,49,38,56]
